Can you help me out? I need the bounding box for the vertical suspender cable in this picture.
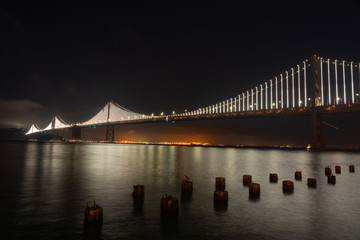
[247,91,249,111]
[351,62,354,103]
[265,82,268,110]
[320,58,324,105]
[260,85,263,110]
[243,93,245,112]
[342,60,346,104]
[255,87,258,110]
[280,74,283,108]
[292,68,295,107]
[328,59,331,105]
[335,60,339,104]
[304,61,307,107]
[251,89,254,110]
[275,77,278,109]
[297,65,301,107]
[286,71,289,108]
[270,80,273,109]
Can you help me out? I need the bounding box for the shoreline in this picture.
[2,139,360,152]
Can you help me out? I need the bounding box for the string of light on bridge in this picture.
[182,57,360,117]
[26,56,360,135]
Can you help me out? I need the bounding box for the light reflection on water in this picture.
[0,142,360,239]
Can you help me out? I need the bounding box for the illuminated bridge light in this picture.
[280,74,283,109]
[265,82,268,110]
[320,57,324,106]
[351,62,354,103]
[343,60,346,104]
[27,56,360,137]
[335,59,339,104]
[297,64,301,108]
[327,59,331,105]
[286,71,289,108]
[270,80,273,110]
[304,61,307,107]
[292,68,295,107]
[275,77,278,109]
[260,85,263,110]
[247,91,250,111]
[251,89,254,111]
[255,86,258,110]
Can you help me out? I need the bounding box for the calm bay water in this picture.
[1,142,360,239]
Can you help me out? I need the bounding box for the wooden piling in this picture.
[269,173,278,183]
[307,178,317,187]
[249,183,260,198]
[282,180,294,193]
[243,175,252,186]
[295,171,302,180]
[132,185,144,198]
[325,167,332,176]
[349,165,355,173]
[214,190,228,201]
[328,175,336,184]
[215,177,225,191]
[181,180,193,193]
[335,165,341,174]
[84,201,103,224]
[161,195,179,212]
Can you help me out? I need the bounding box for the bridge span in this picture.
[26,55,360,149]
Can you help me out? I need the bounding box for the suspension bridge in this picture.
[26,55,360,149]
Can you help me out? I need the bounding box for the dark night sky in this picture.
[1,2,360,147]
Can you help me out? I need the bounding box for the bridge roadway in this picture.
[38,103,360,147]
[30,55,360,148]
[75,103,360,127]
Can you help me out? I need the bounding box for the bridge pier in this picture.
[71,126,82,140]
[311,108,325,149]
[310,55,326,149]
[105,124,115,142]
[105,101,115,142]
[52,130,60,139]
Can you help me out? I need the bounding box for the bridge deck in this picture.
[38,104,360,133]
[75,103,360,128]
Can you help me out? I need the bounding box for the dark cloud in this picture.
[0,99,49,128]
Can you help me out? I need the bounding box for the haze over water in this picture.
[1,142,360,239]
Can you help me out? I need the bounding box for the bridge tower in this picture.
[105,101,115,142]
[310,55,326,149]
[106,125,115,142]
[52,115,60,140]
